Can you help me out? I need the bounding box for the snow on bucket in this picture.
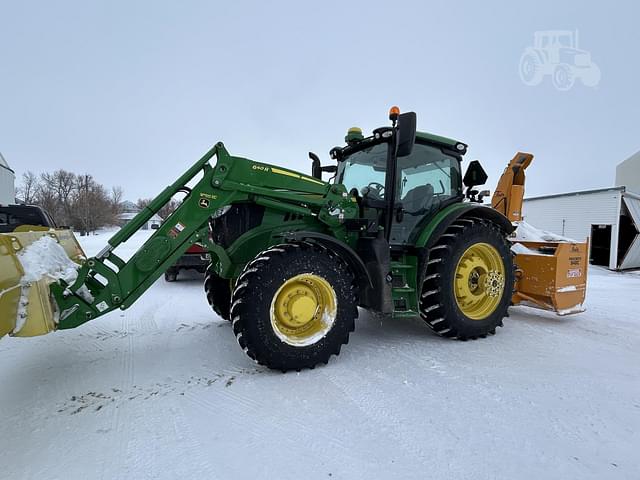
[0,230,86,339]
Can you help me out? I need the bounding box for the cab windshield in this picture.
[336,141,462,204]
[336,143,388,196]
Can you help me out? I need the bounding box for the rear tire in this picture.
[204,265,232,321]
[230,242,357,371]
[419,217,514,340]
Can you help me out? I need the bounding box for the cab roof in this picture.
[416,131,458,146]
[416,131,466,155]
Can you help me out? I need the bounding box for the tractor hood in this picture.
[230,157,330,196]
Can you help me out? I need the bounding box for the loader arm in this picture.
[50,143,239,329]
[42,142,348,332]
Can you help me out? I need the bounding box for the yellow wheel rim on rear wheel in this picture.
[454,243,506,320]
[270,274,337,346]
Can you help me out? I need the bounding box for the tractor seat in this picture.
[402,184,434,213]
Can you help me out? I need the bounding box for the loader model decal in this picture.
[519,30,600,91]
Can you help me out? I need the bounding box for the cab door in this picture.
[390,143,462,245]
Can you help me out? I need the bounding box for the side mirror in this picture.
[396,112,417,157]
[310,152,338,180]
[463,160,488,188]
[310,152,322,179]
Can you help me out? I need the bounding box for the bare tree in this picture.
[40,170,77,225]
[34,181,59,219]
[159,198,180,220]
[17,171,39,204]
[136,198,152,210]
[17,167,122,233]
[69,175,117,235]
[137,196,180,221]
[110,186,124,215]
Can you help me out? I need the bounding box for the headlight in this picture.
[211,205,231,219]
[455,142,467,153]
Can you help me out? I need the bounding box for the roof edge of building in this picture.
[0,162,15,175]
[525,186,626,202]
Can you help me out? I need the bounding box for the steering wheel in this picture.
[362,182,385,199]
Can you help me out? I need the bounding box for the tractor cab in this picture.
[326,110,474,245]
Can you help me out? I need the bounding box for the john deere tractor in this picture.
[1,108,515,371]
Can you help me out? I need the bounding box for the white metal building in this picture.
[616,150,640,194]
[523,186,640,270]
[0,152,16,205]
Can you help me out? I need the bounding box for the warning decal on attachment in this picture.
[567,268,582,278]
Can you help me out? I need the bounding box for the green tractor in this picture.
[1,108,514,371]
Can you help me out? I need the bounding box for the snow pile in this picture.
[13,236,86,334]
[510,242,551,256]
[18,236,80,285]
[513,221,577,243]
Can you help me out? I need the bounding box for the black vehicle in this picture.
[0,205,56,233]
[164,242,210,282]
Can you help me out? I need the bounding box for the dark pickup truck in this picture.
[164,242,210,282]
[0,205,56,233]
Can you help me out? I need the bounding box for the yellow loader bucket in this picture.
[0,228,85,339]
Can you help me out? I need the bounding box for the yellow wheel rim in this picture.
[454,243,506,320]
[270,273,337,346]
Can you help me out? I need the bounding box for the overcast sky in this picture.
[1,0,639,201]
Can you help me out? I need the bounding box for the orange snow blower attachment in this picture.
[492,152,588,315]
[511,240,588,315]
[0,229,85,339]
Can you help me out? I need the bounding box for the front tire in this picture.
[230,242,357,371]
[419,217,514,340]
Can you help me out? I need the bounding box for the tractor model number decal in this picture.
[567,268,582,278]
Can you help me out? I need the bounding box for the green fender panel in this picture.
[415,203,514,249]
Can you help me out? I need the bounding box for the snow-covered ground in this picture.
[1,229,639,480]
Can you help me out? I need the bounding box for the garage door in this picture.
[620,194,640,269]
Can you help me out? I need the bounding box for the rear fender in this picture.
[415,204,514,250]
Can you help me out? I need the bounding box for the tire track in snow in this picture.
[319,360,432,466]
[166,401,221,479]
[183,384,356,466]
[100,314,135,480]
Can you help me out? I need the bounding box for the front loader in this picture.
[0,108,582,371]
